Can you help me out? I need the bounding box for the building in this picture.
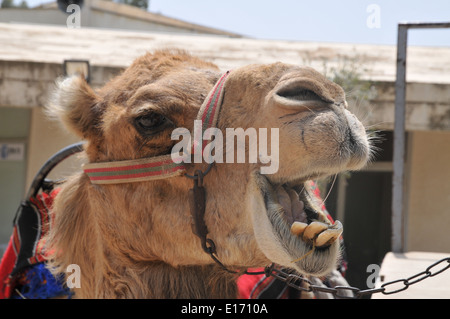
[0,15,449,291]
[0,0,242,37]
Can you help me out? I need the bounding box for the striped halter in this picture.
[83,71,230,185]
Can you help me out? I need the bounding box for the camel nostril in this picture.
[277,88,323,102]
[273,77,335,107]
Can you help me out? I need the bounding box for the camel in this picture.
[44,50,371,298]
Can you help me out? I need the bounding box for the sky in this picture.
[23,0,450,47]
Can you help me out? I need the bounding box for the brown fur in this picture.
[45,50,370,298]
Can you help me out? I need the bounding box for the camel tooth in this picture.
[302,222,328,241]
[290,221,308,236]
[315,227,343,248]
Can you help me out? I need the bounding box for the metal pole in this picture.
[391,21,450,253]
[392,24,408,253]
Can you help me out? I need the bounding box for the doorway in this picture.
[0,107,30,255]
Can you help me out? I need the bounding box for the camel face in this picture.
[220,63,370,180]
[47,51,370,297]
[217,63,370,276]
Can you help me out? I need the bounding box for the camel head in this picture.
[46,50,371,298]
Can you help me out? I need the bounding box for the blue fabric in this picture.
[12,263,72,299]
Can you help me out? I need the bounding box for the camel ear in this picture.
[47,75,101,139]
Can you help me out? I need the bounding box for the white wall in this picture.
[406,131,450,253]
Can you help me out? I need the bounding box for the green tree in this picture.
[117,0,148,10]
[1,0,15,8]
[1,0,28,8]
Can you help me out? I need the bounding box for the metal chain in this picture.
[263,257,450,299]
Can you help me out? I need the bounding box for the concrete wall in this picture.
[0,60,121,189]
[353,81,450,132]
[0,8,199,34]
[0,9,67,25]
[26,107,84,189]
[0,60,121,108]
[406,131,450,253]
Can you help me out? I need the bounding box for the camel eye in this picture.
[134,112,172,136]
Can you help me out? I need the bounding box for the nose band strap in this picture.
[83,154,186,184]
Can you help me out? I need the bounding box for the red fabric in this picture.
[237,268,265,299]
[0,237,16,299]
[0,189,59,299]
[238,267,295,299]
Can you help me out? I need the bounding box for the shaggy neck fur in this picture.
[111,263,239,299]
[45,169,245,299]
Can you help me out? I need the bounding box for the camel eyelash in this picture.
[132,112,175,137]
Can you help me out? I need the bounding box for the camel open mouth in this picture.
[251,172,342,276]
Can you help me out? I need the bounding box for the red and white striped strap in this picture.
[83,154,185,184]
[83,71,230,184]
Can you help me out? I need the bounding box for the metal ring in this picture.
[204,238,216,255]
[184,162,214,179]
[381,279,409,295]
